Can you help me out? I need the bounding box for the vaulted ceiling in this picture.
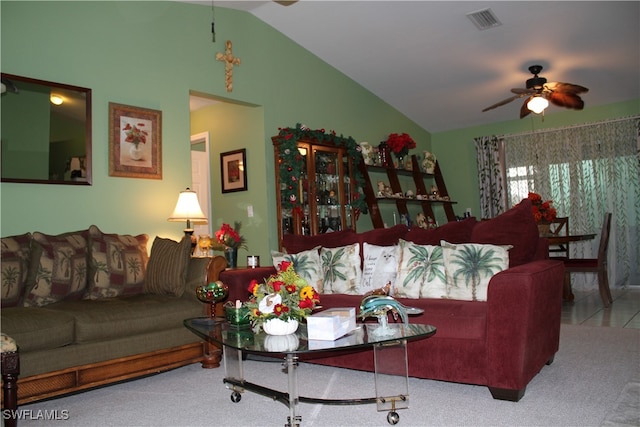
[185,1,640,133]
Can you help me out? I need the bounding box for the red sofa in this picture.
[219,201,564,401]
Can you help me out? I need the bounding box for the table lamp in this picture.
[167,188,208,238]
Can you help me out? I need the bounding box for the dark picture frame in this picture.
[108,102,162,179]
[220,149,247,193]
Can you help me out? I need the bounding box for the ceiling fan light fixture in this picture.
[527,96,549,114]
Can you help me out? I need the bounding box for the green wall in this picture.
[0,1,429,256]
[432,99,640,218]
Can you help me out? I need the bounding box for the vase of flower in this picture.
[395,154,405,170]
[262,318,299,335]
[224,247,238,269]
[129,143,143,161]
[537,222,551,236]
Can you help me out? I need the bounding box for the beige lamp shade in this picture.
[168,188,208,233]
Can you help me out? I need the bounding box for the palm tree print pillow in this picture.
[440,240,511,301]
[84,225,149,300]
[394,239,446,299]
[320,244,361,294]
[23,230,89,307]
[271,247,323,293]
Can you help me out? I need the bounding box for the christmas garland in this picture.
[275,123,368,218]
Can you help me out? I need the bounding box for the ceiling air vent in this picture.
[466,8,502,31]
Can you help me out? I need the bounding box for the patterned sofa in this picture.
[0,225,227,405]
[219,200,565,401]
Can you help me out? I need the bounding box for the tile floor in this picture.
[562,287,640,329]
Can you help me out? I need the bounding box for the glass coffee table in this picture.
[184,318,436,426]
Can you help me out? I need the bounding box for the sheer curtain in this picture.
[498,116,640,290]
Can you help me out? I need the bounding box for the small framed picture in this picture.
[220,149,247,193]
[108,102,162,179]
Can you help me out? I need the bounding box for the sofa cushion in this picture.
[405,217,477,245]
[357,224,408,247]
[44,294,202,344]
[23,230,89,307]
[394,239,446,299]
[0,307,75,352]
[470,199,539,267]
[144,236,191,297]
[441,240,510,301]
[360,243,400,294]
[85,225,149,300]
[282,229,358,254]
[271,246,324,293]
[320,243,361,294]
[1,233,32,307]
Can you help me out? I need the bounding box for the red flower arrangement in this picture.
[528,192,557,223]
[386,132,416,159]
[214,222,247,249]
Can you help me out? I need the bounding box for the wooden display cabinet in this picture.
[273,137,358,249]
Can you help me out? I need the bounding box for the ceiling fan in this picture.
[482,65,589,118]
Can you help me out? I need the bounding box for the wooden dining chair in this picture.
[563,213,613,307]
[548,217,570,259]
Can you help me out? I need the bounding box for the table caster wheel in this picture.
[231,391,242,402]
[387,411,399,425]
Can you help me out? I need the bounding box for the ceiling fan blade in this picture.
[548,91,585,110]
[545,82,589,94]
[519,97,533,119]
[482,93,527,112]
[274,1,298,5]
[511,88,536,95]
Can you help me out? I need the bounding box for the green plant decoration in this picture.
[275,123,368,219]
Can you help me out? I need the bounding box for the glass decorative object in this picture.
[195,281,229,325]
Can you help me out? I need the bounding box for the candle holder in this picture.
[194,281,229,325]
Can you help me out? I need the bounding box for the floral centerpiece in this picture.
[386,132,416,161]
[245,261,320,334]
[528,192,557,223]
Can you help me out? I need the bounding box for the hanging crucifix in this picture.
[215,40,241,92]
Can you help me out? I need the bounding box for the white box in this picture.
[307,307,356,341]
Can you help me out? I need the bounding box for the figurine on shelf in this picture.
[422,151,436,174]
[426,216,437,229]
[416,212,427,229]
[377,181,392,197]
[430,185,440,199]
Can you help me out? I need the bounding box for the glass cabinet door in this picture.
[275,138,357,248]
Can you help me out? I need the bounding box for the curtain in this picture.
[474,135,507,219]
[501,116,640,290]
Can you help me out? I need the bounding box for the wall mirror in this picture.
[1,73,92,185]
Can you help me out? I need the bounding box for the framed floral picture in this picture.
[220,149,247,193]
[108,103,162,179]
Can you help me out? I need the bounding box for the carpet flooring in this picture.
[16,324,639,426]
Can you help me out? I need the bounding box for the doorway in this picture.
[190,131,212,239]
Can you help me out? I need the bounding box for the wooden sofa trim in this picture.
[9,342,204,405]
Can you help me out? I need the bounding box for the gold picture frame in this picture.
[109,102,162,179]
[220,149,247,193]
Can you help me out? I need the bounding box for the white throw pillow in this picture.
[271,247,323,293]
[394,239,447,299]
[440,240,511,301]
[360,243,400,295]
[320,243,361,294]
